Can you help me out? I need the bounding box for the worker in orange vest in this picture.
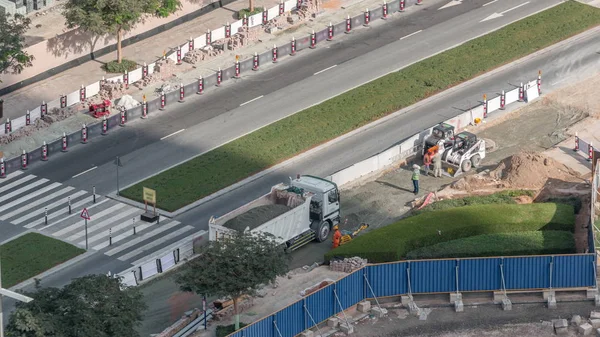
[332,225,342,248]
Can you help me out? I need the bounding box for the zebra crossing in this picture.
[0,171,198,265]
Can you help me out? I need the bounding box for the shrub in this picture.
[102,59,138,73]
[216,323,248,337]
[405,231,575,259]
[412,190,535,215]
[238,7,264,19]
[325,203,574,263]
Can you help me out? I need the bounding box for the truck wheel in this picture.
[461,159,472,173]
[470,154,481,168]
[316,222,330,243]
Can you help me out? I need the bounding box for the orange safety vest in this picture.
[332,229,342,248]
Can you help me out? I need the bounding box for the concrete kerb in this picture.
[112,6,596,216]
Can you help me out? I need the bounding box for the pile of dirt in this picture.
[98,80,127,101]
[490,151,581,189]
[223,204,292,232]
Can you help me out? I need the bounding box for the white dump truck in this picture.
[208,175,341,251]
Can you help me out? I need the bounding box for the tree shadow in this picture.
[46,28,106,60]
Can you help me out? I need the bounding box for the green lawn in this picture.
[406,231,575,259]
[1,233,85,288]
[324,203,574,263]
[121,1,600,212]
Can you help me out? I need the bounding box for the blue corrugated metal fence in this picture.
[227,254,596,337]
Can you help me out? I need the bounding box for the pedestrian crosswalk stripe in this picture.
[103,220,180,255]
[0,177,45,201]
[0,186,74,221]
[117,225,192,262]
[0,170,23,184]
[129,229,198,266]
[53,202,127,237]
[0,174,34,194]
[32,196,98,229]
[0,182,60,213]
[71,207,142,243]
[13,190,87,225]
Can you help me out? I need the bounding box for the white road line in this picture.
[76,208,143,244]
[72,166,98,179]
[400,30,423,40]
[52,203,128,237]
[240,95,264,107]
[0,176,44,200]
[551,78,568,86]
[160,129,185,141]
[92,220,158,251]
[313,65,337,76]
[0,175,36,194]
[13,190,87,225]
[118,225,192,262]
[104,220,179,255]
[0,182,60,214]
[0,170,23,185]
[129,228,197,266]
[35,196,102,230]
[482,0,498,6]
[0,186,74,220]
[501,1,529,14]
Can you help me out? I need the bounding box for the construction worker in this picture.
[433,151,442,178]
[332,225,342,248]
[423,151,432,176]
[411,164,420,195]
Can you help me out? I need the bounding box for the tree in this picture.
[0,13,34,81]
[5,275,147,337]
[62,0,180,64]
[249,0,255,12]
[175,231,290,330]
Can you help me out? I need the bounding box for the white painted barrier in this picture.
[85,81,101,98]
[11,116,25,130]
[129,68,144,84]
[212,26,226,41]
[268,5,280,19]
[30,107,41,121]
[249,12,263,27]
[194,35,207,50]
[140,260,159,280]
[180,42,190,56]
[160,252,176,272]
[148,62,157,75]
[505,87,520,105]
[284,0,296,12]
[66,91,80,106]
[526,84,539,102]
[231,20,244,35]
[107,75,122,83]
[487,96,501,113]
[47,98,61,111]
[118,270,138,287]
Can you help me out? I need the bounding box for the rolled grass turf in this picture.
[121,1,600,212]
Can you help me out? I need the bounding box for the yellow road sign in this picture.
[143,187,156,204]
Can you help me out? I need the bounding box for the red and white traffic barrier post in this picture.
[41,101,47,116]
[262,10,268,25]
[179,83,185,103]
[142,62,148,78]
[537,70,542,95]
[279,0,284,15]
[141,94,148,119]
[500,90,505,110]
[206,29,212,45]
[197,77,204,95]
[253,52,259,70]
[102,115,108,135]
[483,94,488,118]
[345,15,352,34]
[290,38,296,56]
[61,132,68,152]
[589,142,594,161]
[176,46,182,65]
[160,91,166,110]
[273,45,279,63]
[123,71,129,89]
[243,14,248,28]
[327,22,334,41]
[234,60,241,79]
[225,22,231,38]
[5,118,11,134]
[382,1,388,19]
[310,30,317,49]
[216,68,223,86]
[41,141,48,161]
[189,37,194,51]
[120,109,127,127]
[21,150,28,170]
[400,0,405,11]
[518,82,524,102]
[81,124,88,144]
[574,132,579,152]
[416,0,422,5]
[0,158,5,179]
[80,85,86,102]
[296,0,302,9]
[26,110,31,126]
[60,94,67,108]
[364,8,370,26]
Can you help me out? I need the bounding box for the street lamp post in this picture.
[0,252,34,337]
[114,156,123,196]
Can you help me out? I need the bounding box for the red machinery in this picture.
[89,100,111,118]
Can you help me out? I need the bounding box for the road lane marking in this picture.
[160,129,185,140]
[72,166,97,179]
[551,78,568,86]
[482,0,498,7]
[480,1,529,22]
[501,1,529,14]
[240,95,264,106]
[313,65,338,75]
[400,30,422,40]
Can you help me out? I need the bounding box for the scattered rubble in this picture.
[329,256,368,273]
[0,106,82,145]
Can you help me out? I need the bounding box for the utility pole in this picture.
[0,251,34,337]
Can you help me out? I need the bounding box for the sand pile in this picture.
[223,204,292,232]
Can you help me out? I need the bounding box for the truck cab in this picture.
[290,175,341,242]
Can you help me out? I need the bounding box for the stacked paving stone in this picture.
[329,257,367,273]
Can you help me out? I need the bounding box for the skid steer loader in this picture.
[422,124,486,177]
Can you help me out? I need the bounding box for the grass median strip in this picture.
[121,1,600,212]
[1,233,85,288]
